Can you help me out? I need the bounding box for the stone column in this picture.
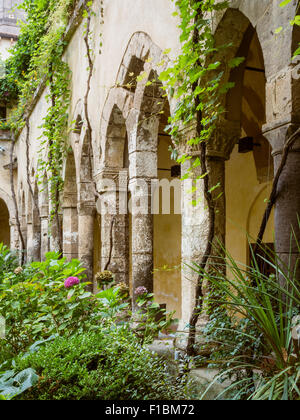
[62,205,78,261]
[178,120,239,338]
[78,202,95,288]
[96,169,129,285]
[129,160,156,307]
[40,204,49,261]
[264,122,300,283]
[26,220,34,262]
[130,180,153,295]
[27,221,41,262]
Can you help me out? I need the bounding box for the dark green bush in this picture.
[15,326,185,400]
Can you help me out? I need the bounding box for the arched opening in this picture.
[63,150,79,261]
[0,198,10,246]
[224,14,274,271]
[153,101,182,318]
[130,69,182,315]
[102,105,130,286]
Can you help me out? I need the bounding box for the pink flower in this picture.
[134,286,148,296]
[64,277,80,289]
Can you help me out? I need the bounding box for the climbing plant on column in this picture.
[4,0,78,256]
[160,0,242,356]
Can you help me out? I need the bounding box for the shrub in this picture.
[195,243,300,400]
[0,252,103,359]
[14,326,186,400]
[0,244,19,284]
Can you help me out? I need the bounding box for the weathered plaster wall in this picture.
[226,145,274,267]
[0,0,298,326]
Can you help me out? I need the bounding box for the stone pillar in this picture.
[62,206,78,261]
[9,218,20,251]
[26,221,34,262]
[127,109,160,304]
[130,181,153,295]
[78,202,95,287]
[97,170,129,285]
[129,170,156,307]
[264,122,300,283]
[40,203,49,261]
[180,158,210,332]
[50,212,62,254]
[178,120,239,338]
[20,217,27,262]
[27,203,41,262]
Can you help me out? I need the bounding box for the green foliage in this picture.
[0,0,77,215]
[0,244,19,284]
[0,368,38,400]
[134,292,176,344]
[0,252,98,359]
[0,0,52,103]
[160,0,235,169]
[194,243,300,400]
[13,328,186,400]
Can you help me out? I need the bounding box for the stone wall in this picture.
[0,0,299,325]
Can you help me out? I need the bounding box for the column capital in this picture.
[95,168,128,194]
[177,119,240,161]
[40,205,49,219]
[62,192,77,209]
[77,201,96,216]
[263,120,300,157]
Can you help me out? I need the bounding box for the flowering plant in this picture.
[134,286,148,296]
[64,277,80,289]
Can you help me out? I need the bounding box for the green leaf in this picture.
[279,0,292,7]
[228,57,245,68]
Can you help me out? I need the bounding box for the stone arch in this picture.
[116,32,170,89]
[62,149,79,261]
[99,98,130,285]
[0,187,14,221]
[100,33,181,301]
[71,100,85,144]
[100,87,133,169]
[105,104,127,169]
[129,68,181,309]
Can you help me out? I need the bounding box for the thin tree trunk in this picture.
[186,6,216,356]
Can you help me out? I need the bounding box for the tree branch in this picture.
[255,127,300,251]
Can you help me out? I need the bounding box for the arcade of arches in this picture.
[0,1,299,330]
